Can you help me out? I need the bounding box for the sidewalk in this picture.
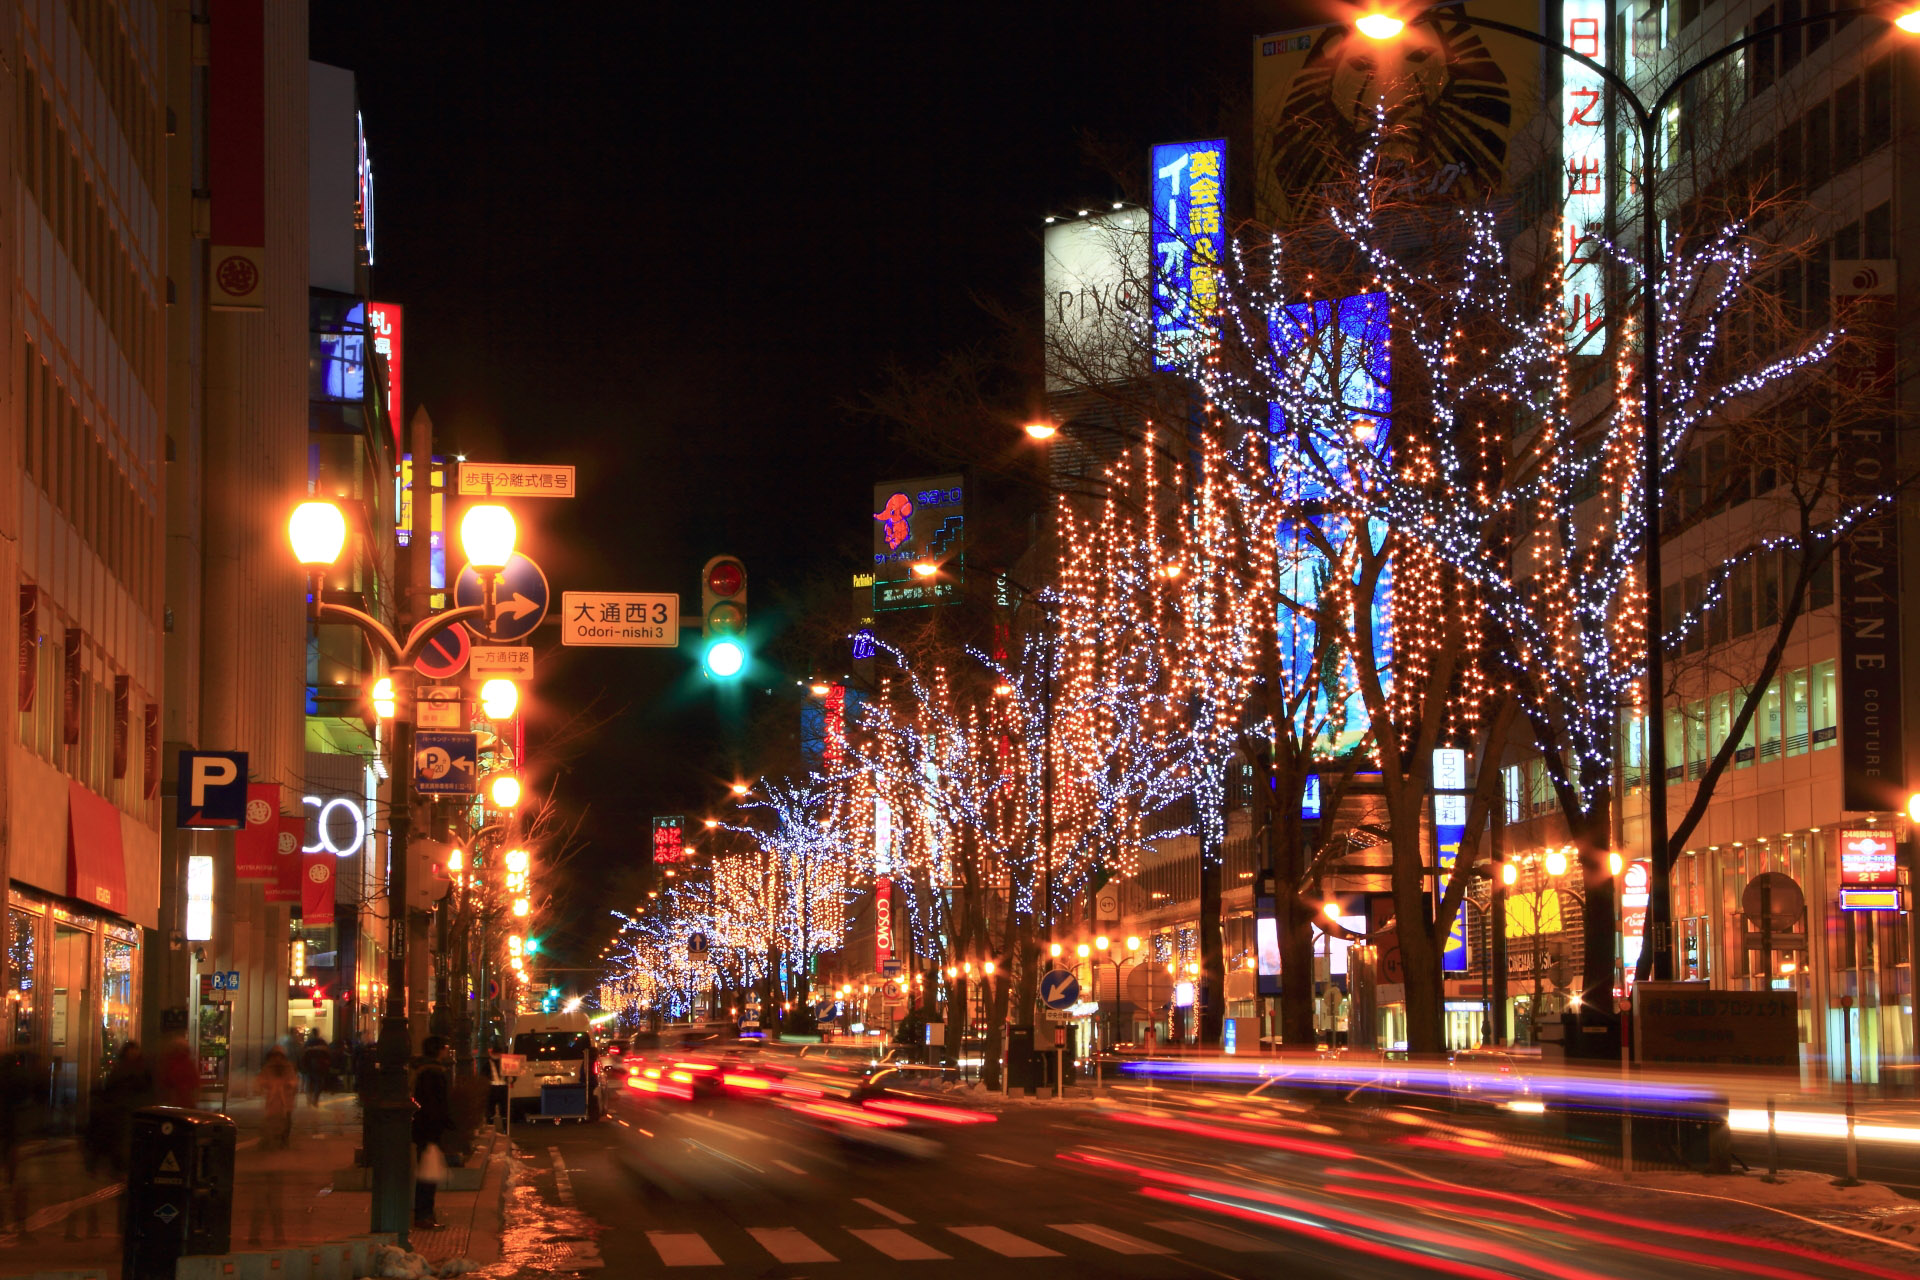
[0,1093,504,1278]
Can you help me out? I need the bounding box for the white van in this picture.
[508,1012,597,1120]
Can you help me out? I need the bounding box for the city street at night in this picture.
[8,2,1920,1277]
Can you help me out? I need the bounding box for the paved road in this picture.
[485,1085,1919,1278]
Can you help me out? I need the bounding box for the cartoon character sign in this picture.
[874,492,913,551]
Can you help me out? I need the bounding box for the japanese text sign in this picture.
[457,462,575,498]
[653,816,685,865]
[561,592,679,647]
[1840,828,1898,886]
[1563,1,1606,344]
[1150,138,1226,371]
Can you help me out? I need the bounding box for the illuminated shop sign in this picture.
[1149,138,1226,371]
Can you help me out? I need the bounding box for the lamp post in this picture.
[1356,2,1920,993]
[288,497,517,1240]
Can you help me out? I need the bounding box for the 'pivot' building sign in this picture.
[177,751,248,829]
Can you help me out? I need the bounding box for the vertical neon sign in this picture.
[1563,0,1607,345]
[1150,139,1227,371]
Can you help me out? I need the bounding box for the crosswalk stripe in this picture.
[647,1231,723,1266]
[749,1227,837,1263]
[947,1226,1062,1257]
[1148,1219,1282,1252]
[1050,1223,1177,1254]
[848,1227,950,1260]
[854,1197,914,1224]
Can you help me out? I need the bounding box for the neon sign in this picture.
[302,794,367,858]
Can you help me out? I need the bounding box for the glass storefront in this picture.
[6,891,142,1129]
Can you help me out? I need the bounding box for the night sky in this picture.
[308,2,1289,967]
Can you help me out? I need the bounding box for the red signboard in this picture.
[874,876,894,973]
[652,816,685,864]
[266,816,303,904]
[369,302,403,454]
[1840,828,1898,886]
[236,783,282,881]
[302,852,336,924]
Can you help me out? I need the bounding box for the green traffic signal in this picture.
[704,637,747,679]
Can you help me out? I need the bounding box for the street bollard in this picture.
[1763,1097,1781,1181]
[1836,994,1861,1187]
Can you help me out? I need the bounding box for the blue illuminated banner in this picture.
[1434,792,1470,974]
[1149,139,1226,371]
[1270,292,1393,755]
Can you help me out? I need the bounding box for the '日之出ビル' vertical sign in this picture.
[1150,139,1226,371]
[209,0,265,309]
[1562,0,1606,348]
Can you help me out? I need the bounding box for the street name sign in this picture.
[470,645,534,680]
[456,553,550,643]
[562,592,679,647]
[413,731,479,796]
[457,462,576,498]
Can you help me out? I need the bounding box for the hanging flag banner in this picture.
[301,851,337,924]
[267,816,303,904]
[236,783,282,881]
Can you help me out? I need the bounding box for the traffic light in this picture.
[700,555,748,679]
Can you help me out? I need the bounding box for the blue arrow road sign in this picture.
[1039,968,1081,1011]
[414,731,479,796]
[456,552,550,643]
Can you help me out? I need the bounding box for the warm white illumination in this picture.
[186,855,215,941]
[911,560,939,579]
[1608,851,1624,877]
[810,682,831,696]
[513,896,530,917]
[505,848,531,875]
[371,676,395,720]
[1095,935,1110,951]
[1324,902,1342,921]
[1501,862,1518,886]
[1545,849,1569,877]
[1023,420,1058,440]
[1125,936,1140,952]
[288,501,347,567]
[488,773,522,810]
[1355,11,1405,39]
[1897,6,1920,32]
[459,503,517,570]
[480,678,519,719]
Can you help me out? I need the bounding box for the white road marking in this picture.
[848,1227,948,1260]
[647,1231,723,1266]
[548,1147,575,1206]
[978,1152,1033,1168]
[1051,1222,1176,1254]
[854,1197,914,1223]
[1148,1218,1281,1252]
[749,1227,837,1262]
[772,1158,809,1176]
[947,1226,1061,1257]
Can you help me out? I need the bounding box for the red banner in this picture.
[874,876,894,973]
[301,852,336,924]
[236,783,281,881]
[266,815,302,904]
[208,0,265,307]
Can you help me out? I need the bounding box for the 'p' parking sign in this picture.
[177,750,249,829]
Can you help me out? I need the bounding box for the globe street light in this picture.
[285,494,522,1239]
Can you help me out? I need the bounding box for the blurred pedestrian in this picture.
[410,1035,453,1230]
[299,1031,331,1107]
[155,1035,198,1109]
[85,1042,150,1179]
[0,1050,34,1234]
[485,1042,507,1128]
[259,1047,297,1149]
[330,1036,350,1091]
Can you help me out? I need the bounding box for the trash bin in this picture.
[124,1105,237,1280]
[1005,1025,1041,1092]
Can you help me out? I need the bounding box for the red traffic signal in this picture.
[707,559,744,598]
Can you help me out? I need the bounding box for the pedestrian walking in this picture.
[258,1047,297,1149]
[411,1036,454,1230]
[484,1042,507,1128]
[85,1042,151,1179]
[299,1032,332,1107]
[155,1034,198,1109]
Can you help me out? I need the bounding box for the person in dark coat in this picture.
[299,1032,331,1107]
[410,1036,454,1229]
[86,1043,151,1178]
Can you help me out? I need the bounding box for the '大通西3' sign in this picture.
[1150,139,1226,371]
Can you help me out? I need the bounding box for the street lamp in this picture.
[1353,0,1920,995]
[487,773,522,811]
[479,678,519,720]
[1022,420,1059,440]
[288,495,520,1240]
